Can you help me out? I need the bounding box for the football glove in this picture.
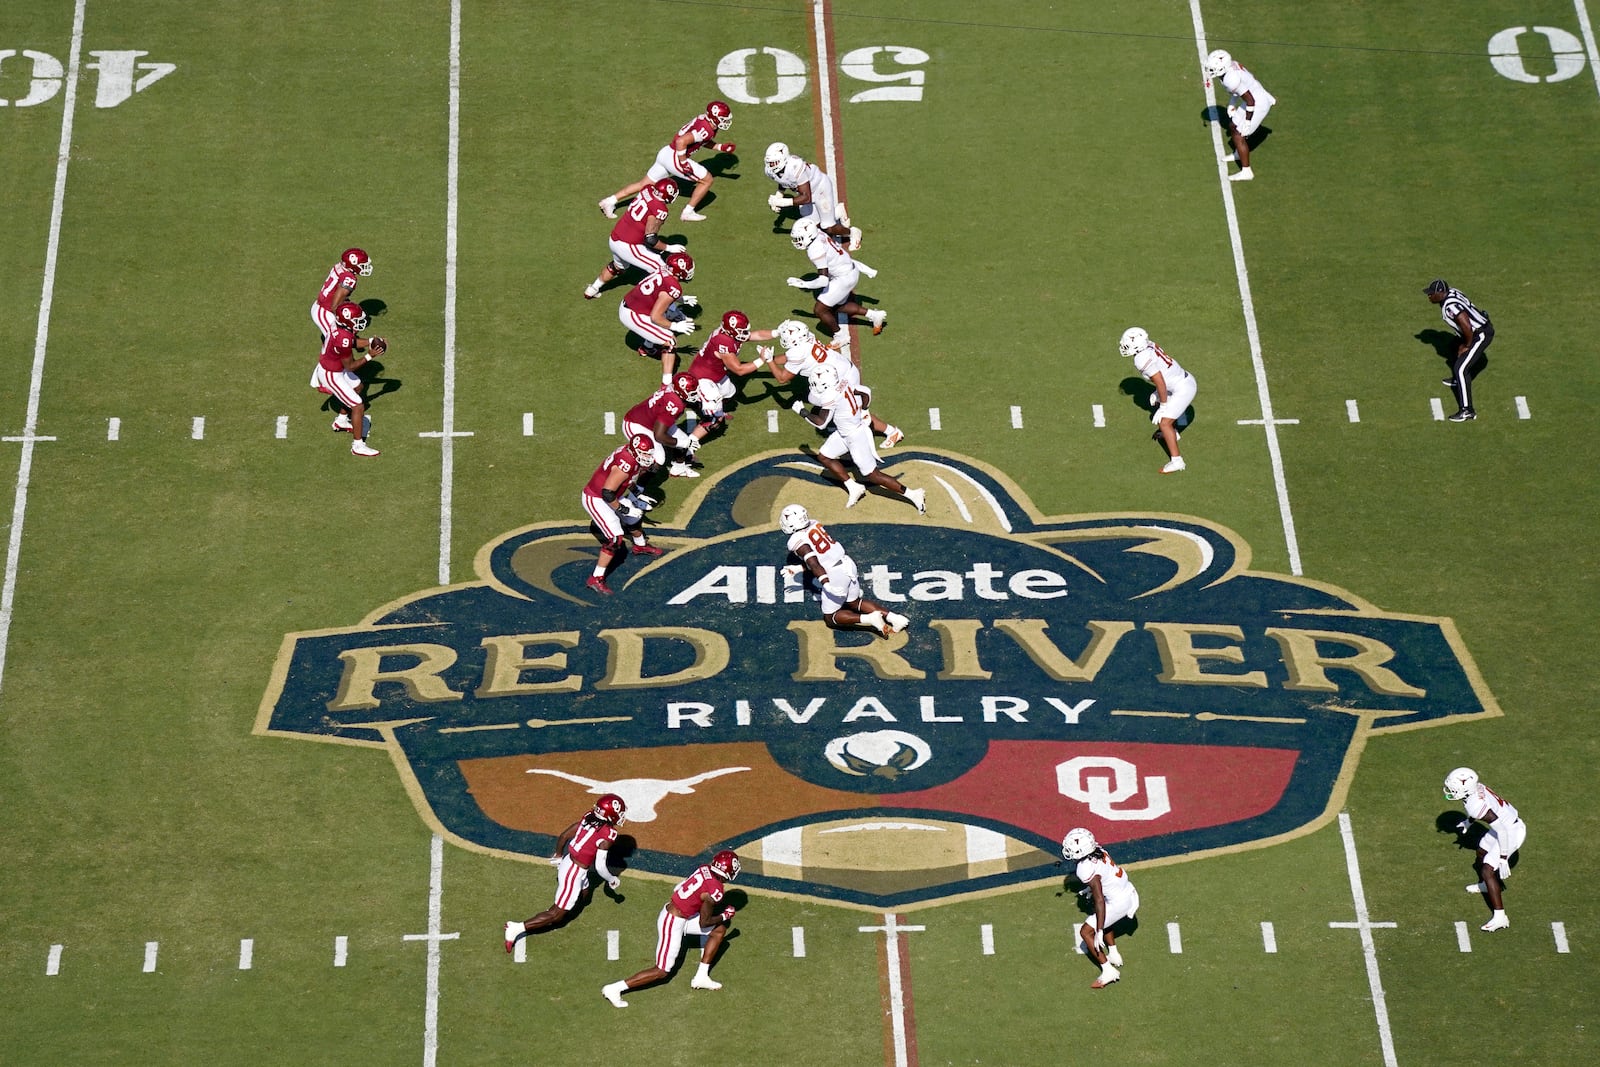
[685,437,701,455]
[786,277,809,289]
[715,141,736,154]
[791,400,807,415]
[607,877,622,890]
[1151,410,1163,425]
[1456,819,1472,834]
[768,193,793,211]
[670,319,697,335]
[719,906,736,923]
[1149,392,1160,408]
[662,242,686,254]
[680,294,699,308]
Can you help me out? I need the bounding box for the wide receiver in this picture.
[602,850,743,1007]
[1119,326,1197,474]
[1444,767,1527,932]
[600,101,736,223]
[1061,827,1141,989]
[503,794,627,952]
[780,503,910,637]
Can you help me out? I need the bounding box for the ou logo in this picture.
[1055,756,1171,821]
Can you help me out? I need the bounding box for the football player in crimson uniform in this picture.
[684,309,780,422]
[1119,327,1198,474]
[311,248,372,340]
[1061,828,1141,989]
[763,142,860,247]
[581,433,666,595]
[599,101,736,223]
[503,794,627,952]
[790,367,924,516]
[619,252,697,381]
[622,373,703,479]
[785,218,887,338]
[602,850,742,1007]
[779,504,909,637]
[309,303,386,458]
[584,179,687,300]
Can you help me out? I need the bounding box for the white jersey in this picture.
[770,156,822,189]
[1075,852,1138,914]
[783,336,862,392]
[804,233,857,277]
[1463,782,1519,827]
[1132,343,1192,387]
[1220,62,1275,108]
[820,380,873,435]
[786,520,856,590]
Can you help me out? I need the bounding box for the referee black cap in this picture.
[1424,278,1448,296]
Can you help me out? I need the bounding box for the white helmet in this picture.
[779,503,811,534]
[1443,767,1479,801]
[810,363,842,404]
[777,319,812,351]
[1119,326,1150,357]
[1061,827,1098,861]
[764,141,790,179]
[1204,49,1231,78]
[791,217,821,250]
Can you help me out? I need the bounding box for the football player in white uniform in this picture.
[1444,767,1527,932]
[1120,327,1198,474]
[764,142,861,246]
[779,503,909,637]
[1061,828,1140,989]
[786,218,887,338]
[770,319,904,448]
[791,366,923,513]
[1204,50,1276,182]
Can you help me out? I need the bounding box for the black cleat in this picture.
[1447,408,1476,422]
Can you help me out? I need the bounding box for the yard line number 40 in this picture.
[716,46,929,104]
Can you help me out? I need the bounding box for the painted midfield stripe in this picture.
[607,929,619,961]
[191,417,205,440]
[1346,400,1360,423]
[239,938,255,969]
[980,924,995,956]
[1515,395,1530,419]
[1454,921,1472,953]
[1553,922,1570,953]
[47,944,62,976]
[144,941,158,973]
[1430,398,1445,421]
[1092,404,1105,428]
[928,407,941,431]
[1261,921,1277,954]
[334,935,348,967]
[792,926,806,958]
[859,913,924,1067]
[1167,922,1183,954]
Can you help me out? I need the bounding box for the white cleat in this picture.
[1223,152,1237,163]
[905,487,926,514]
[331,413,352,432]
[503,921,522,953]
[1161,457,1186,474]
[690,975,723,991]
[602,981,630,1008]
[669,461,702,478]
[1466,882,1487,894]
[598,195,618,219]
[351,439,380,458]
[1480,913,1510,933]
[844,479,868,507]
[881,425,904,449]
[1106,946,1124,967]
[583,284,601,300]
[1091,964,1120,989]
[1228,167,1254,182]
[862,610,888,635]
[864,308,888,335]
[680,206,708,222]
[885,611,909,634]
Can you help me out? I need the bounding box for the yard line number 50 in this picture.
[716,46,930,105]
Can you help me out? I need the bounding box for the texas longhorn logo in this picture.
[256,450,1498,909]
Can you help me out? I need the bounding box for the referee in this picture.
[1424,279,1494,422]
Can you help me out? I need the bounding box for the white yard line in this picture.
[1575,0,1600,101]
[792,926,807,957]
[436,0,464,589]
[46,944,63,976]
[1552,921,1570,953]
[1331,813,1399,1067]
[1260,921,1277,953]
[980,923,995,956]
[0,0,87,699]
[420,834,449,1067]
[859,914,923,1067]
[1453,921,1472,953]
[1188,0,1303,575]
[1167,922,1183,953]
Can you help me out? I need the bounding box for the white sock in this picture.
[695,961,711,980]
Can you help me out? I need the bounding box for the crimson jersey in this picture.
[675,114,717,152]
[667,864,726,919]
[316,262,359,312]
[691,331,742,380]
[584,445,646,497]
[622,269,683,316]
[625,386,688,434]
[319,327,358,371]
[612,187,671,244]
[565,814,621,868]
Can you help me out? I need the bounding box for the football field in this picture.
[2,2,1598,1064]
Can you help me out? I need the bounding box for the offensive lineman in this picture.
[1061,827,1141,988]
[503,794,627,951]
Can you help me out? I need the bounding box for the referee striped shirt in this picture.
[1440,289,1490,336]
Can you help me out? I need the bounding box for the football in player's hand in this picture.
[369,337,388,356]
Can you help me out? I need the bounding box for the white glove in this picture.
[685,437,701,454]
[670,320,697,335]
[679,294,698,308]
[848,227,863,251]
[768,193,792,211]
[662,243,686,254]
[1227,105,1244,128]
[786,276,807,289]
[791,400,807,415]
[1456,819,1471,834]
[782,563,804,582]
[617,499,643,522]
[607,877,622,890]
[757,345,774,362]
[1151,410,1163,425]
[548,855,561,867]
[1148,392,1159,408]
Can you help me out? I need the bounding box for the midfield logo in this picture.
[256,450,1498,909]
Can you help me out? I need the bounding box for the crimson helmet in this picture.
[706,100,733,131]
[709,849,741,882]
[651,177,679,203]
[664,251,695,282]
[335,302,368,331]
[341,247,373,277]
[627,433,658,470]
[672,372,699,402]
[721,309,751,343]
[591,793,627,826]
